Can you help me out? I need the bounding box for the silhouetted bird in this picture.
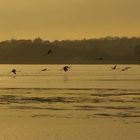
[96,57,104,60]
[41,68,47,71]
[112,65,117,70]
[121,66,131,71]
[48,50,52,55]
[11,69,16,74]
[63,66,70,72]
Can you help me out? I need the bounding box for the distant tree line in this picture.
[0,37,140,64]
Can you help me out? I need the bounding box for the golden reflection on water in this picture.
[0,65,140,140]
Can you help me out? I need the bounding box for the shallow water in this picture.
[0,64,140,120]
[0,64,140,140]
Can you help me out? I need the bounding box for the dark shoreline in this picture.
[0,37,140,65]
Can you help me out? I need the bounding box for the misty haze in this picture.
[1,0,140,139]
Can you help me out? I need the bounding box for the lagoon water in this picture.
[0,64,140,140]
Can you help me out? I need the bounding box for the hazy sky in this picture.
[0,0,140,41]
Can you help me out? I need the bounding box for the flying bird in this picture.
[96,57,104,60]
[47,50,52,55]
[11,69,16,74]
[112,65,117,70]
[121,66,131,71]
[63,66,70,72]
[41,68,47,71]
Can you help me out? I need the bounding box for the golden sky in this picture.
[0,0,140,41]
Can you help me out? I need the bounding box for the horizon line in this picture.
[1,35,140,42]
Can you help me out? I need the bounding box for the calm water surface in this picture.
[0,64,140,123]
